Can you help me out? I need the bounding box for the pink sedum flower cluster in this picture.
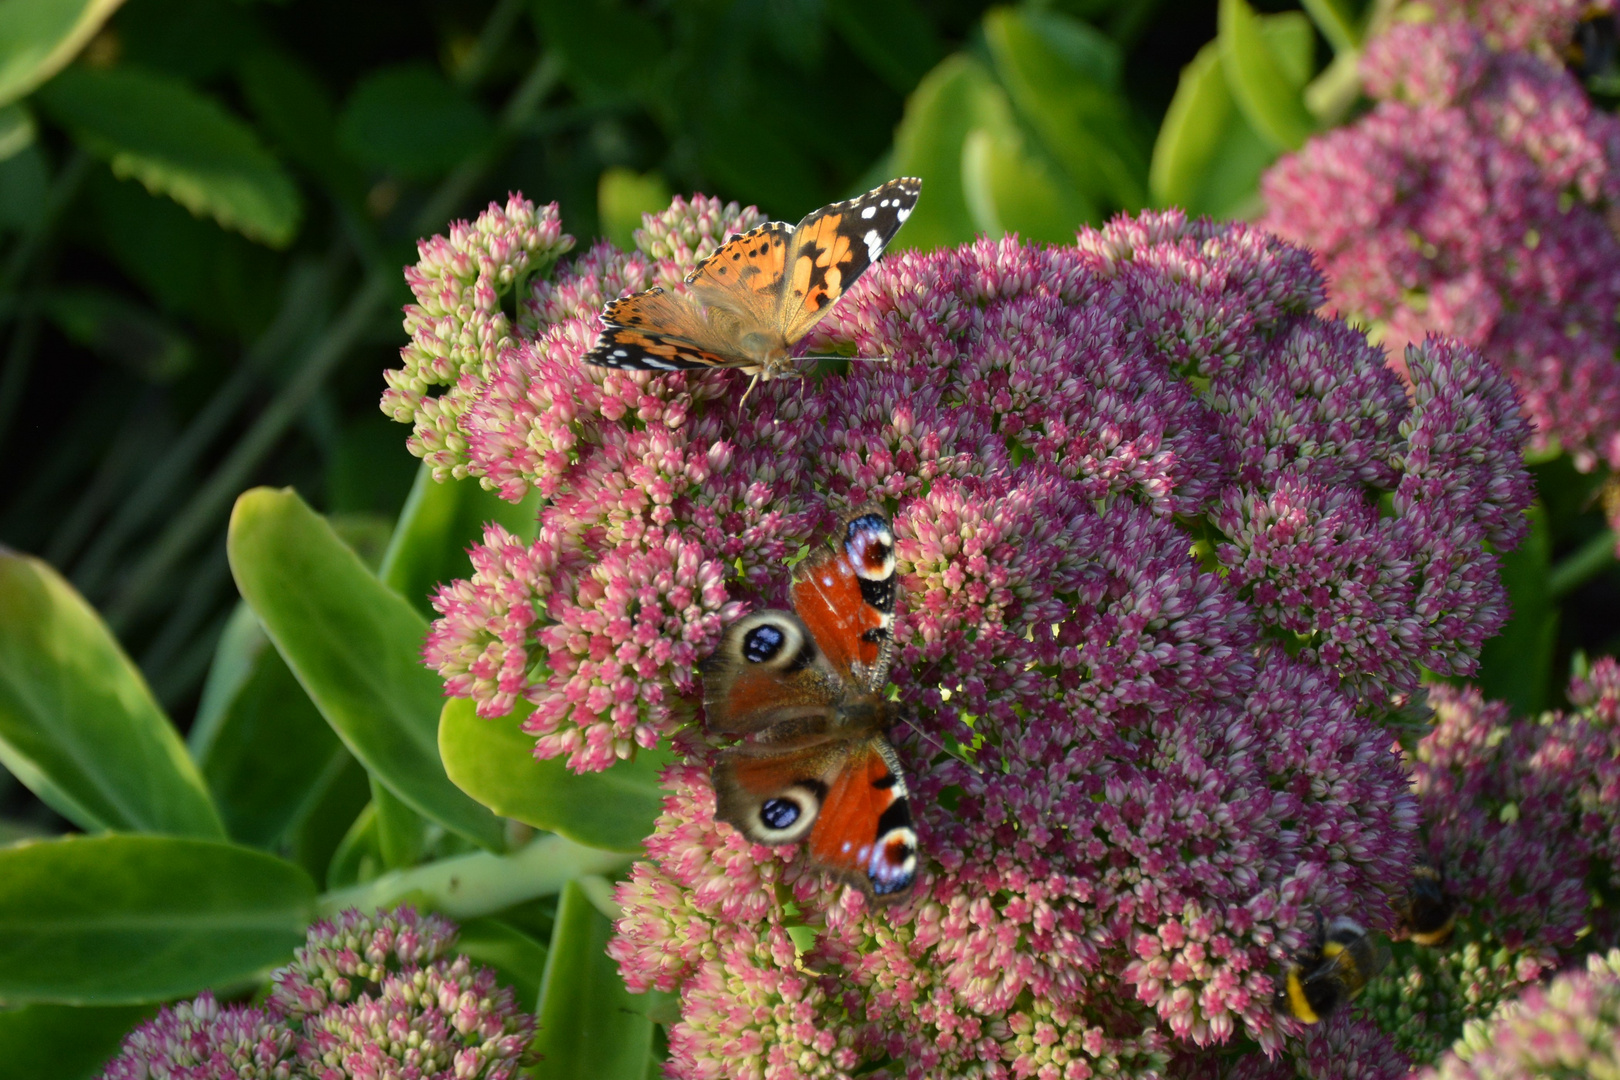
[1419,0,1613,55]
[1262,19,1620,474]
[1422,948,1620,1080]
[386,188,1535,1078]
[100,907,535,1080]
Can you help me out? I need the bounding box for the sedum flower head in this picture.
[1262,20,1620,475]
[102,993,296,1080]
[296,954,534,1080]
[395,191,1534,1078]
[1414,0,1612,56]
[383,195,575,482]
[1423,948,1620,1080]
[270,905,460,1021]
[102,908,533,1080]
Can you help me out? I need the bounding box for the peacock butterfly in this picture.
[700,512,918,902]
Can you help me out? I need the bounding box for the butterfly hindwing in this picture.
[585,288,745,370]
[701,512,917,904]
[779,177,921,343]
[714,736,918,900]
[789,512,897,687]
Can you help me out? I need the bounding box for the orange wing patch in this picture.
[686,222,792,327]
[779,178,921,343]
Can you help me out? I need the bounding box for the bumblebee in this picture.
[1398,860,1457,947]
[1278,915,1388,1025]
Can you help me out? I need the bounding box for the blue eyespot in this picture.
[742,624,785,663]
[761,798,800,829]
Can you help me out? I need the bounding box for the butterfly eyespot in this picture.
[742,624,786,663]
[761,798,800,829]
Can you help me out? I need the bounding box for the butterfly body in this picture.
[701,513,918,902]
[585,179,922,386]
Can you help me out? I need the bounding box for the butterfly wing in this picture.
[583,287,747,371]
[684,222,793,331]
[714,736,918,902]
[701,610,849,739]
[790,512,898,689]
[776,178,921,344]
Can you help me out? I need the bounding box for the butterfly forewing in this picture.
[685,222,793,328]
[779,178,921,342]
[701,512,917,903]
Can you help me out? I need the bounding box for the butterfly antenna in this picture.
[897,716,985,776]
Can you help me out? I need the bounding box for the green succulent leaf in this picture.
[1478,504,1556,715]
[226,487,506,853]
[889,54,1005,250]
[1150,39,1277,217]
[440,698,672,854]
[0,550,223,838]
[380,461,543,621]
[0,834,314,1005]
[337,64,496,180]
[533,880,657,1078]
[1217,0,1317,151]
[189,604,351,851]
[38,64,302,247]
[0,1003,156,1080]
[0,0,126,107]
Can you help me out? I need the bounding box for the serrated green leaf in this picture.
[227,487,506,852]
[1478,504,1555,715]
[0,834,314,1004]
[237,48,364,206]
[0,550,223,838]
[534,881,655,1079]
[337,64,496,180]
[1218,0,1317,151]
[0,1003,155,1080]
[38,64,301,246]
[440,698,670,854]
[0,0,125,107]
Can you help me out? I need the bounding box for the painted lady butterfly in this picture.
[583,178,921,394]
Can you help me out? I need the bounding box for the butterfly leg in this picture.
[738,370,762,405]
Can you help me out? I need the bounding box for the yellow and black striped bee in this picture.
[1278,915,1389,1025]
[1397,860,1457,947]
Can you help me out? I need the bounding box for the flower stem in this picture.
[317,833,631,920]
[1549,529,1616,599]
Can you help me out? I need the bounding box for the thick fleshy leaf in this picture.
[0,834,315,1004]
[533,881,655,1078]
[0,0,125,106]
[457,916,549,1008]
[598,167,672,251]
[227,487,506,852]
[982,8,1145,213]
[189,605,350,850]
[1149,40,1276,217]
[888,54,1004,250]
[1218,0,1317,151]
[379,462,542,621]
[961,124,1095,243]
[37,65,301,246]
[0,1003,155,1080]
[336,65,496,180]
[0,101,36,161]
[1479,505,1555,715]
[440,699,671,854]
[0,550,223,838]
